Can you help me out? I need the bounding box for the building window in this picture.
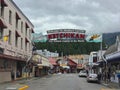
[15,36,18,47]
[29,30,31,39]
[0,28,3,39]
[8,30,11,44]
[25,23,29,36]
[25,28,27,36]
[21,22,23,33]
[21,38,23,49]
[16,19,18,29]
[9,10,12,24]
[0,5,4,17]
[25,42,27,51]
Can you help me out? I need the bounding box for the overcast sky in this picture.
[13,0,120,34]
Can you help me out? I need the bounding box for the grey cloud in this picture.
[14,0,120,34]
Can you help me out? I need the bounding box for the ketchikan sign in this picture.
[47,29,86,42]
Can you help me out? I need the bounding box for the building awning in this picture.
[48,57,57,65]
[106,51,120,62]
[0,54,25,62]
[62,66,70,69]
[16,31,21,37]
[32,55,51,67]
[37,60,50,67]
[1,0,8,6]
[67,58,77,66]
[0,18,7,28]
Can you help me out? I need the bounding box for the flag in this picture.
[86,34,102,42]
[3,35,9,42]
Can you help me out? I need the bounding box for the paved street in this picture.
[26,74,110,90]
[27,74,109,90]
[0,74,111,90]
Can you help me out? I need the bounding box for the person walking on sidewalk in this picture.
[11,70,15,81]
[97,72,102,83]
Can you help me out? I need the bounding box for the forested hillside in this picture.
[35,42,106,56]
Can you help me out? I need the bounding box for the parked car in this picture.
[78,70,87,77]
[87,73,98,82]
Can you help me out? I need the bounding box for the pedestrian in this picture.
[107,72,111,82]
[11,70,14,81]
[86,70,89,76]
[97,72,102,83]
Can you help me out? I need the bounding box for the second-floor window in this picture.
[0,28,3,39]
[21,22,23,33]
[9,10,12,24]
[0,5,4,17]
[16,19,18,29]
[25,42,27,51]
[15,36,18,47]
[8,30,11,44]
[21,38,23,49]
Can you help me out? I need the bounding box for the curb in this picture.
[101,82,120,89]
[18,85,29,90]
[6,84,29,90]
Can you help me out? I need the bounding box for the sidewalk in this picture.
[0,74,53,90]
[0,79,29,90]
[101,81,120,89]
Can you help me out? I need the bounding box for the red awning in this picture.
[48,57,57,65]
[77,64,82,67]
[0,18,7,28]
[67,58,77,66]
[1,0,8,6]
[16,12,21,19]
[16,31,21,37]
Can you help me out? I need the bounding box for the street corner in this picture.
[18,85,29,90]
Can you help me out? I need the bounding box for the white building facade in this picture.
[0,0,34,83]
[36,49,59,58]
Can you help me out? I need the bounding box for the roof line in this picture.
[9,0,34,27]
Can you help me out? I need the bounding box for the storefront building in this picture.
[56,57,77,73]
[48,57,58,73]
[105,35,120,83]
[32,54,51,77]
[0,0,34,83]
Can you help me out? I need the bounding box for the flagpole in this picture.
[100,33,108,84]
[100,39,102,60]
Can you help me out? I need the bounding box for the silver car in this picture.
[78,70,87,77]
[87,73,98,82]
